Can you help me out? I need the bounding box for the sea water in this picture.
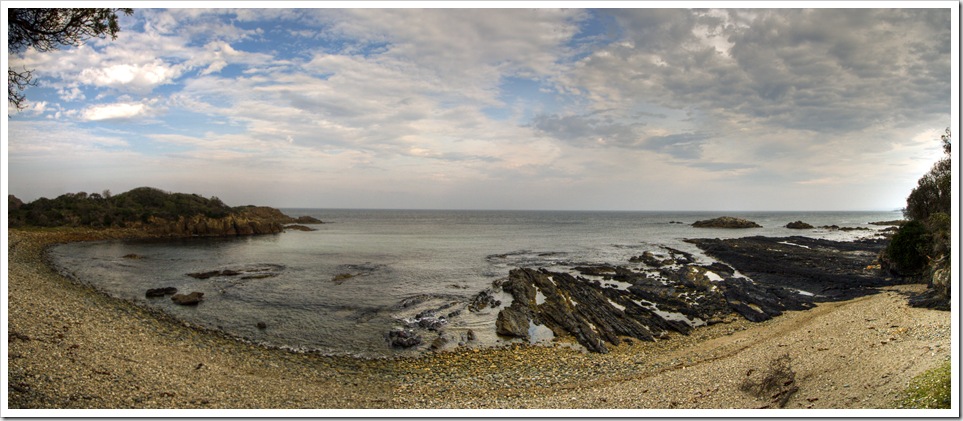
[48,209,901,357]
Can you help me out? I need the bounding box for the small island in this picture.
[692,216,762,228]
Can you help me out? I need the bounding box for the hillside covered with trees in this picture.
[8,187,319,236]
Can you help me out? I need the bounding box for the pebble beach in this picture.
[6,228,952,413]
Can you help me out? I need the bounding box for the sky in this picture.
[3,3,958,211]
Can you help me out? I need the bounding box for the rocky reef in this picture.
[686,236,893,301]
[480,235,894,354]
[692,216,762,228]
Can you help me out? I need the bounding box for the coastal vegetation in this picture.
[8,187,234,228]
[881,129,952,310]
[7,186,320,236]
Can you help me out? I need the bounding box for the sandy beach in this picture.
[5,228,952,412]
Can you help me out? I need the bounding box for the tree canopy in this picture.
[7,8,133,109]
[7,187,234,228]
[904,128,951,222]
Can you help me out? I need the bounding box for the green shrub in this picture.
[884,220,928,276]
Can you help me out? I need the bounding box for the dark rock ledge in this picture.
[486,235,894,354]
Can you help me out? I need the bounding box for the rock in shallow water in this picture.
[145,287,177,298]
[692,216,762,228]
[387,328,422,348]
[171,291,204,305]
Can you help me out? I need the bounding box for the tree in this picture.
[7,8,133,109]
[904,129,951,222]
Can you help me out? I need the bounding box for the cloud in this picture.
[82,102,151,121]
[531,112,644,148]
[6,8,952,211]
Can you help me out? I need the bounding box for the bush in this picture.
[884,220,928,276]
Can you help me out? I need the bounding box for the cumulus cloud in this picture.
[6,7,952,210]
[82,102,151,121]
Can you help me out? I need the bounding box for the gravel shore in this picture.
[5,228,952,413]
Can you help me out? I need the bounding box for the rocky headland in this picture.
[8,188,322,238]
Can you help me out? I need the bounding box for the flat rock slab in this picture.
[686,236,894,301]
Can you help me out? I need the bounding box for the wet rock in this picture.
[430,336,448,350]
[171,291,204,305]
[692,216,762,228]
[820,225,870,232]
[256,321,267,329]
[786,221,814,229]
[411,310,447,331]
[284,224,316,231]
[466,329,477,341]
[294,215,323,224]
[687,236,892,301]
[187,270,240,279]
[387,328,422,348]
[145,287,177,298]
[630,251,674,267]
[498,268,661,353]
[468,288,500,312]
[495,306,530,339]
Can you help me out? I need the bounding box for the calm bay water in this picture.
[49,209,901,357]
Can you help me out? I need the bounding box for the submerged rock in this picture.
[284,224,317,231]
[145,287,178,298]
[171,291,204,305]
[692,216,762,228]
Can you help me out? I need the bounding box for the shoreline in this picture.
[6,228,952,410]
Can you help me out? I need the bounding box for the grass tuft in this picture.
[896,359,952,409]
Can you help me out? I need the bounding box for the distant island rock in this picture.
[692,216,762,229]
[284,224,317,231]
[785,221,814,229]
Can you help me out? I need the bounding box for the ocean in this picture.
[48,209,901,357]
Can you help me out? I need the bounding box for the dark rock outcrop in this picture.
[467,288,501,311]
[387,328,422,348]
[171,291,204,305]
[294,215,323,224]
[686,236,893,301]
[408,310,448,331]
[486,234,892,353]
[495,306,530,339]
[145,287,178,298]
[284,224,316,231]
[187,270,240,279]
[785,221,813,229]
[820,225,870,232]
[692,216,762,228]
